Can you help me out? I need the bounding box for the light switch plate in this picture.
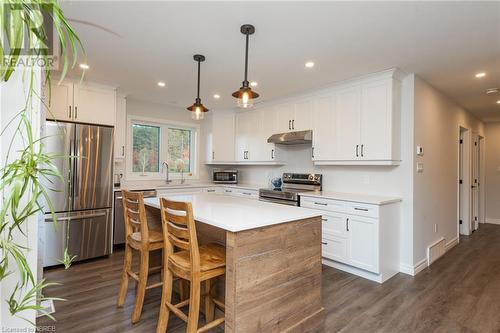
[416,146,424,156]
[417,162,424,173]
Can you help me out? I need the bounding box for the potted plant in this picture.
[0,0,82,325]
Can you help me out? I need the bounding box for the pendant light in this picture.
[187,54,208,120]
[232,24,259,108]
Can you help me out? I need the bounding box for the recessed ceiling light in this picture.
[250,81,258,87]
[497,100,500,104]
[213,94,220,99]
[475,72,486,78]
[486,88,499,94]
[157,81,166,87]
[79,63,89,70]
[305,61,315,68]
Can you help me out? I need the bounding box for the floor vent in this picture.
[427,237,446,266]
[36,299,55,318]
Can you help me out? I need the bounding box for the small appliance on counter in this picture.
[259,173,322,206]
[114,173,123,187]
[212,169,238,184]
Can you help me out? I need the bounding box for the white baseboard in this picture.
[399,258,427,276]
[485,218,500,225]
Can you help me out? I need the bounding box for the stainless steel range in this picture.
[259,173,322,206]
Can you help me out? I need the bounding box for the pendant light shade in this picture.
[187,54,208,120]
[232,24,259,108]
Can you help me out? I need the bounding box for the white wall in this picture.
[412,76,484,264]
[0,69,42,328]
[118,98,211,184]
[485,122,500,224]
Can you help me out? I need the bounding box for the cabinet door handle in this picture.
[314,202,327,206]
[271,149,274,160]
[207,189,216,193]
[242,192,252,196]
[292,119,295,130]
[212,151,215,160]
[288,120,291,130]
[225,189,232,193]
[75,106,78,119]
[321,241,328,245]
[346,218,350,231]
[312,147,315,159]
[356,145,359,157]
[361,144,364,157]
[321,218,328,222]
[122,146,125,157]
[354,207,369,211]
[69,105,72,118]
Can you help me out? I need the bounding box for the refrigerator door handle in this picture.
[45,212,107,222]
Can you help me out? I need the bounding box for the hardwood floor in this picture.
[38,223,500,332]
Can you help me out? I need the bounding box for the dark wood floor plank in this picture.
[38,224,500,332]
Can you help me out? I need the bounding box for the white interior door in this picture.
[459,128,472,236]
[471,134,479,232]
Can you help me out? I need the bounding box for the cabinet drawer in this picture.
[301,197,345,213]
[234,189,259,200]
[322,233,348,264]
[344,202,379,218]
[321,213,348,238]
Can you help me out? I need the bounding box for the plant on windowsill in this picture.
[0,0,82,323]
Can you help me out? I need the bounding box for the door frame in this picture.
[478,135,485,225]
[458,127,472,236]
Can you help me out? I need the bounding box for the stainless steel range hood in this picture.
[267,130,312,145]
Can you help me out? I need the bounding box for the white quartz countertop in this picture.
[114,183,261,192]
[298,191,402,205]
[144,193,321,232]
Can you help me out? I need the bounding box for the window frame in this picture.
[126,115,200,181]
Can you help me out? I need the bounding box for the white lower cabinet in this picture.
[301,195,399,283]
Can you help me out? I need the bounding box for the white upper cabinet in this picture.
[274,103,294,133]
[73,84,116,126]
[255,107,278,161]
[206,112,236,163]
[313,69,402,165]
[45,80,116,126]
[235,110,256,161]
[335,85,361,160]
[293,99,313,131]
[114,95,127,159]
[46,82,73,121]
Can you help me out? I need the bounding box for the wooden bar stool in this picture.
[156,198,226,333]
[117,190,164,323]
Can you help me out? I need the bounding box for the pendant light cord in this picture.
[197,59,201,100]
[244,32,249,84]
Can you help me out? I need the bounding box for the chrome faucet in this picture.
[162,161,172,184]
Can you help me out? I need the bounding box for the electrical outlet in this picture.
[417,162,424,173]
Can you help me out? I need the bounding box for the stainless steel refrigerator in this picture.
[42,120,113,267]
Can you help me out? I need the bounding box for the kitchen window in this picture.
[127,117,199,180]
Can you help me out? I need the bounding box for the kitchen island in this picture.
[144,194,324,333]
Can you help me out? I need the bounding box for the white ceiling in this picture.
[60,1,500,121]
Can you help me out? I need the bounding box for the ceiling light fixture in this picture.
[305,61,315,68]
[157,81,166,87]
[79,63,89,70]
[187,54,208,120]
[475,72,486,78]
[250,81,258,87]
[497,100,500,104]
[232,24,259,108]
[213,94,220,99]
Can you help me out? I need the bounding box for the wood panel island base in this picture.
[144,194,324,333]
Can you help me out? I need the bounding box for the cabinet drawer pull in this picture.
[314,202,328,206]
[354,207,369,211]
[207,189,216,193]
[321,241,328,245]
[225,190,232,193]
[321,218,328,222]
[346,218,350,231]
[242,192,252,195]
